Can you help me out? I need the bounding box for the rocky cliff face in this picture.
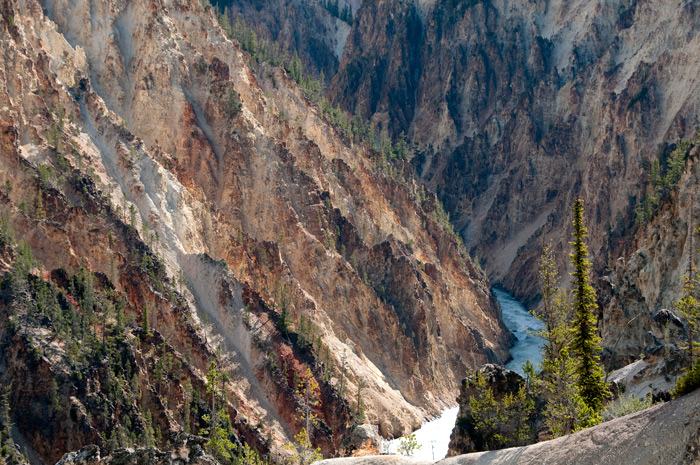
[599,146,700,369]
[330,0,700,307]
[0,0,512,462]
[222,0,354,81]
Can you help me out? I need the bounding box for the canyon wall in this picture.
[0,0,513,461]
[599,146,699,369]
[330,0,700,309]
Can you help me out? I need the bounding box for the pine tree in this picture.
[569,199,609,414]
[0,386,12,444]
[675,274,699,366]
[464,368,535,450]
[665,140,692,186]
[533,240,593,436]
[141,304,151,336]
[201,360,236,461]
[0,384,28,464]
[538,239,562,363]
[535,241,576,435]
[284,366,323,465]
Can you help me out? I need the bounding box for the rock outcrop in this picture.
[446,365,534,456]
[338,424,382,457]
[55,434,217,465]
[316,387,700,465]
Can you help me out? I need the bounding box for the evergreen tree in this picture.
[672,225,700,398]
[202,359,236,461]
[569,199,609,414]
[284,367,322,465]
[0,386,12,445]
[533,241,596,436]
[665,140,692,187]
[141,304,151,336]
[0,384,28,464]
[675,274,699,366]
[535,242,576,435]
[463,368,535,451]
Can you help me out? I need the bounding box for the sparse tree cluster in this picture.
[462,367,536,450]
[284,367,323,465]
[672,225,700,397]
[0,385,27,464]
[532,199,609,435]
[635,130,698,226]
[467,199,611,446]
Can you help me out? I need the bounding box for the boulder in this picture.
[339,424,382,456]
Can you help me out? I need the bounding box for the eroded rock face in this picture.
[223,0,353,80]
[330,0,700,308]
[600,148,700,370]
[55,435,218,465]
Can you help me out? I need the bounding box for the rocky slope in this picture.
[0,0,514,462]
[329,0,700,308]
[598,145,700,369]
[54,435,218,465]
[222,0,355,81]
[317,387,700,465]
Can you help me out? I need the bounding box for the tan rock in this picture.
[317,388,700,465]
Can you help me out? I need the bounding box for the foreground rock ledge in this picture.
[316,387,700,465]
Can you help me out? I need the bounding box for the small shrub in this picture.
[602,393,653,421]
[673,358,700,398]
[397,433,420,457]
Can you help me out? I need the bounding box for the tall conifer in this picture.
[570,199,609,413]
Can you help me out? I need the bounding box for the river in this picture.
[494,288,544,376]
[383,288,543,460]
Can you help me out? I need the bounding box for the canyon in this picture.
[329,0,700,315]
[0,0,516,462]
[1,0,700,463]
[226,0,700,371]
